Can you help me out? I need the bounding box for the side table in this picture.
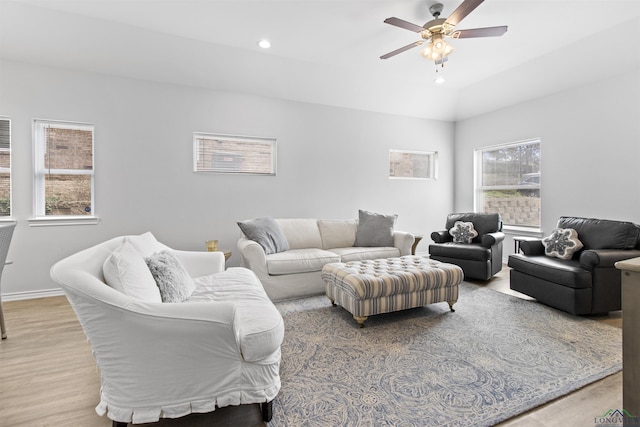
[512,236,538,254]
[222,250,232,261]
[411,235,423,255]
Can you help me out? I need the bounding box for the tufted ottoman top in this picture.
[321,255,463,300]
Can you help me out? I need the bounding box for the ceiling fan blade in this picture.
[380,41,424,59]
[383,17,425,33]
[445,0,485,27]
[455,26,508,38]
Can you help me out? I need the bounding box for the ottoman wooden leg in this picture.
[447,300,457,312]
[354,316,368,328]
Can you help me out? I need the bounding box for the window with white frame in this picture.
[0,118,11,217]
[389,149,438,180]
[475,139,541,229]
[33,120,95,218]
[194,133,276,175]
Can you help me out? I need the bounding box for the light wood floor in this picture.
[0,267,622,427]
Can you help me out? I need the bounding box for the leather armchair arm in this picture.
[520,240,545,256]
[431,230,451,244]
[481,232,505,248]
[580,249,640,269]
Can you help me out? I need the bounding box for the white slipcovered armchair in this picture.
[50,233,284,426]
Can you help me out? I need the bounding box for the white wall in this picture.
[0,60,455,297]
[454,69,640,256]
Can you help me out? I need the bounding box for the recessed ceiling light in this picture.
[434,76,446,85]
[258,39,271,49]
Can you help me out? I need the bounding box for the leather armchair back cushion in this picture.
[445,213,502,243]
[557,216,640,250]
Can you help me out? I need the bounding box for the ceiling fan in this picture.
[380,0,507,66]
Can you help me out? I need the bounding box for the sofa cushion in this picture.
[238,217,290,255]
[508,254,592,289]
[355,210,397,247]
[542,228,583,260]
[449,221,478,244]
[266,248,340,275]
[145,250,196,303]
[189,267,284,362]
[332,246,400,263]
[428,243,491,262]
[318,219,357,249]
[103,241,163,302]
[276,219,323,250]
[557,216,640,250]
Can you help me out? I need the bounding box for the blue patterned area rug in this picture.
[272,283,622,427]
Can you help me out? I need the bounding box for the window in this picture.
[389,149,438,180]
[475,139,541,229]
[194,133,276,175]
[0,119,11,217]
[33,120,95,219]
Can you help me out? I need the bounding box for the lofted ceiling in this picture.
[0,0,639,121]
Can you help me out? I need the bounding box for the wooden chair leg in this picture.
[261,400,273,422]
[0,296,7,339]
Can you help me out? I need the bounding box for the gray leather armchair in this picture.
[509,216,640,315]
[429,213,504,280]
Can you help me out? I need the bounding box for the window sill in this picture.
[28,216,99,227]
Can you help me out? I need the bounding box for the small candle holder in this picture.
[206,240,219,252]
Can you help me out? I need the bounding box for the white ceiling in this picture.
[1,0,639,121]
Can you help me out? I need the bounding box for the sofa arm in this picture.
[580,249,640,269]
[174,250,225,277]
[393,231,414,256]
[519,239,545,255]
[481,232,505,248]
[431,230,452,244]
[237,237,269,276]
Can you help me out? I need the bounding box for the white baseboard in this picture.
[2,288,65,301]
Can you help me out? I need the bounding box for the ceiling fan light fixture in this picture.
[420,35,454,63]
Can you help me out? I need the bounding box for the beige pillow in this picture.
[318,220,357,249]
[125,231,169,258]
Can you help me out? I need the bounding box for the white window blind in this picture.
[0,118,11,217]
[194,133,276,175]
[389,149,438,180]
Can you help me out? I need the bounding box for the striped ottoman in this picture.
[322,256,463,327]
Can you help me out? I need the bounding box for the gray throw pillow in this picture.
[237,217,290,255]
[354,210,397,247]
[145,250,196,303]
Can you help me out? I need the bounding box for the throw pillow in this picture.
[125,231,169,258]
[145,250,196,303]
[103,241,163,302]
[449,221,478,244]
[237,217,290,255]
[354,210,397,247]
[542,228,584,260]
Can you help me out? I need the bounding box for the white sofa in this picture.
[50,232,283,426]
[237,218,414,301]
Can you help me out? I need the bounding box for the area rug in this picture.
[272,283,622,427]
